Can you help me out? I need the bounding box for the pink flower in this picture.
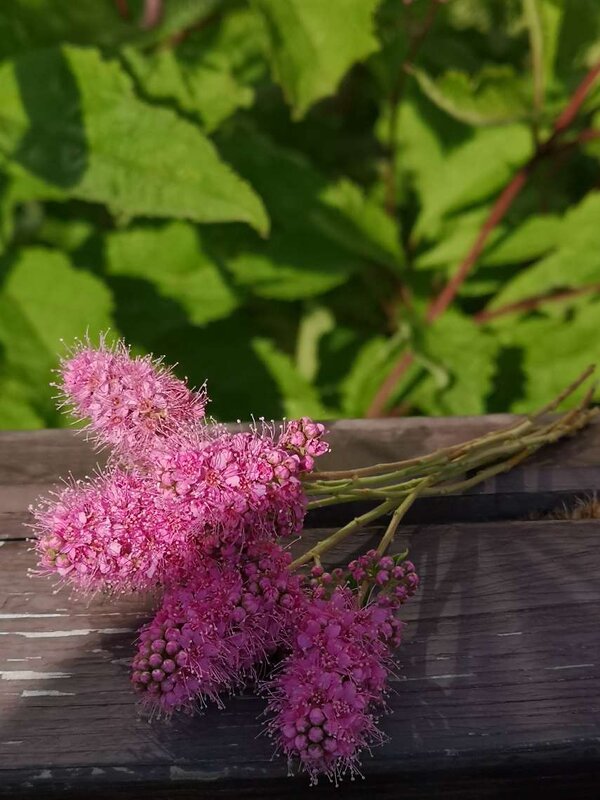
[265,573,419,784]
[279,417,329,471]
[58,337,205,459]
[149,430,307,551]
[33,468,198,593]
[132,541,304,714]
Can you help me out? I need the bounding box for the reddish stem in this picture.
[366,353,414,419]
[425,169,530,324]
[552,62,600,136]
[142,0,163,30]
[366,60,600,418]
[474,283,600,324]
[114,0,130,19]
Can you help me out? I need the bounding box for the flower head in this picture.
[279,417,329,471]
[59,337,205,459]
[132,540,304,714]
[265,565,419,784]
[33,468,198,593]
[150,430,307,551]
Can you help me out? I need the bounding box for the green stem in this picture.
[305,401,595,504]
[294,371,596,574]
[290,500,395,570]
[376,482,428,557]
[309,365,594,483]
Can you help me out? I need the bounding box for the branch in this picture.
[141,0,163,30]
[425,169,531,323]
[366,60,600,418]
[114,0,130,19]
[551,62,600,136]
[474,282,600,324]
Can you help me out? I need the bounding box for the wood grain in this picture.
[1,427,600,798]
[2,523,600,797]
[3,417,600,539]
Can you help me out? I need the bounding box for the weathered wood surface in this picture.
[1,424,600,798]
[2,416,600,539]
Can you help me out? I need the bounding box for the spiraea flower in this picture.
[279,417,329,472]
[131,555,242,713]
[149,430,308,551]
[33,422,328,592]
[33,468,198,593]
[265,561,419,784]
[38,338,331,590]
[58,337,205,458]
[131,541,304,714]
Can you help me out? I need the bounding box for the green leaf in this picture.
[415,208,487,270]
[216,129,402,299]
[341,333,407,417]
[377,96,445,217]
[106,222,239,327]
[386,98,532,240]
[0,0,133,58]
[501,299,600,411]
[416,211,561,271]
[0,372,46,428]
[0,160,66,242]
[0,0,221,58]
[221,128,402,257]
[316,179,403,271]
[409,311,499,415]
[251,0,380,118]
[490,193,600,309]
[295,306,335,382]
[414,123,532,238]
[123,47,254,133]
[342,312,497,417]
[411,65,531,126]
[226,228,360,300]
[555,0,600,76]
[0,247,114,424]
[181,7,270,88]
[0,46,269,234]
[482,213,562,266]
[37,217,94,252]
[253,338,330,418]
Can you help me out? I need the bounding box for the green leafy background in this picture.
[0,0,599,427]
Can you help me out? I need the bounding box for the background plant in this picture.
[0,0,599,427]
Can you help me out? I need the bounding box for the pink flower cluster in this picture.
[278,417,329,471]
[149,429,308,552]
[32,337,420,784]
[34,340,329,591]
[265,557,420,783]
[132,541,304,714]
[34,468,197,593]
[59,338,206,458]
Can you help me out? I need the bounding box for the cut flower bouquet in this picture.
[31,338,596,784]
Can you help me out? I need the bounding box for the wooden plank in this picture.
[4,416,600,483]
[2,520,600,797]
[3,419,600,539]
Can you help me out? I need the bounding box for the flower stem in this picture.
[376,481,430,557]
[309,365,594,483]
[296,369,597,570]
[290,500,396,570]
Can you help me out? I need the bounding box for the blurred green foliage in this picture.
[0,0,599,426]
